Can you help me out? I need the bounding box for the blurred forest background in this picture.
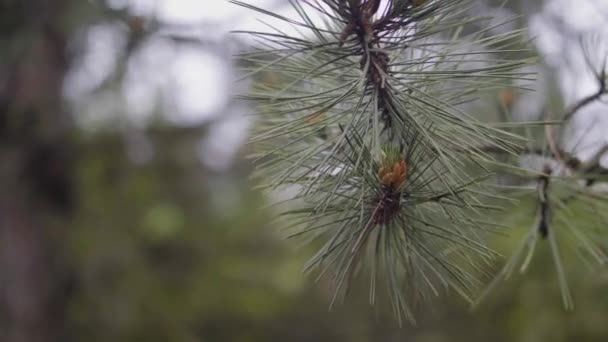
[1,0,608,341]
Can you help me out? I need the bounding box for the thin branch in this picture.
[544,110,564,162]
[536,165,552,239]
[563,67,607,121]
[578,145,608,186]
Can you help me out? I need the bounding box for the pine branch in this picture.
[233,0,533,322]
[472,37,608,310]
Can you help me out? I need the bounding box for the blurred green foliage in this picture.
[50,127,608,342]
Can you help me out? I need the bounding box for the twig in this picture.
[563,69,607,121]
[537,165,552,239]
[579,145,608,186]
[544,110,564,162]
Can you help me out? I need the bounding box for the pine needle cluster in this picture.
[233,0,538,322]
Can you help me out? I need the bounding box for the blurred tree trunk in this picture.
[0,1,74,341]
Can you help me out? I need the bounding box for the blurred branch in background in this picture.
[0,0,77,341]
